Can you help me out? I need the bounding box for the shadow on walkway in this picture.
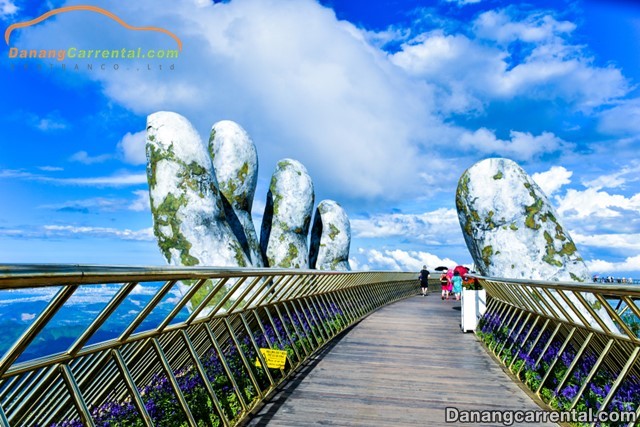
[245,294,557,427]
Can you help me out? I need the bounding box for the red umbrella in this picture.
[454,265,469,277]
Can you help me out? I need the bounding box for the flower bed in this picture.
[477,312,640,427]
[46,302,347,427]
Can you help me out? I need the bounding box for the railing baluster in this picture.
[0,404,8,427]
[178,330,230,427]
[119,280,177,342]
[204,323,250,413]
[59,364,95,427]
[518,318,550,376]
[111,348,154,427]
[239,313,276,387]
[552,331,593,400]
[185,277,230,323]
[509,315,540,371]
[68,282,139,356]
[0,285,78,378]
[536,327,576,394]
[593,346,640,423]
[151,338,198,427]
[569,339,614,411]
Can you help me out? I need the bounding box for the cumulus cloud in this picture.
[57,172,147,187]
[69,151,112,165]
[473,10,575,44]
[0,168,147,187]
[43,225,154,241]
[36,117,68,132]
[17,0,435,201]
[555,188,640,219]
[0,224,155,241]
[573,232,640,251]
[598,99,640,135]
[14,1,631,203]
[0,0,18,18]
[532,166,572,196]
[459,128,569,161]
[21,312,36,321]
[118,130,147,165]
[581,164,639,191]
[390,10,628,113]
[351,208,461,244]
[40,190,150,213]
[353,248,459,271]
[586,255,640,274]
[129,190,151,211]
[444,0,481,5]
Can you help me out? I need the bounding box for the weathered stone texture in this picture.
[309,200,351,270]
[260,159,314,268]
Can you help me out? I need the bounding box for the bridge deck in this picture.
[246,293,558,427]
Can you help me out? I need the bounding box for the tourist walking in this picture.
[452,271,463,301]
[419,265,430,296]
[440,271,449,300]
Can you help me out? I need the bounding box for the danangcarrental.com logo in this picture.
[5,4,182,71]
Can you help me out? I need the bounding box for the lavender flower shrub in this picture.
[46,303,347,427]
[477,311,639,427]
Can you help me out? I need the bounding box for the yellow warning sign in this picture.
[255,348,288,369]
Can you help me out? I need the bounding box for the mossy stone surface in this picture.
[209,120,263,267]
[260,159,314,268]
[309,200,351,270]
[146,111,250,272]
[455,157,589,282]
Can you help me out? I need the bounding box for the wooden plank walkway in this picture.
[246,292,559,427]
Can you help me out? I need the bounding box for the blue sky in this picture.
[1,0,640,277]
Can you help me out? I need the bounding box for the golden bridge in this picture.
[0,265,638,426]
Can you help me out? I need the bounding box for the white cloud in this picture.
[18,0,437,201]
[38,166,64,172]
[473,10,575,44]
[555,188,640,219]
[37,117,68,131]
[586,255,640,274]
[0,168,147,187]
[43,225,154,241]
[573,232,640,251]
[598,99,640,135]
[40,190,150,213]
[532,166,572,196]
[351,208,460,244]
[21,312,36,321]
[390,11,628,112]
[459,128,569,161]
[129,190,150,211]
[353,248,459,271]
[56,172,148,187]
[69,151,112,165]
[118,130,147,165]
[444,0,481,5]
[0,0,18,18]
[581,164,639,191]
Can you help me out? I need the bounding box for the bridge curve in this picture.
[247,294,557,426]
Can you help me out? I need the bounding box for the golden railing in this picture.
[0,265,417,427]
[476,276,640,424]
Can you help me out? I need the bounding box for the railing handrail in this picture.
[0,263,413,287]
[470,274,640,298]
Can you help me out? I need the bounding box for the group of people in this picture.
[418,265,464,301]
[439,269,463,301]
